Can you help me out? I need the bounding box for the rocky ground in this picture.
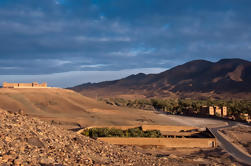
[134,145,243,166]
[0,108,243,165]
[220,125,251,155]
[0,108,168,165]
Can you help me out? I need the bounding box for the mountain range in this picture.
[71,58,251,100]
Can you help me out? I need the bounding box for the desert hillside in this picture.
[0,88,160,128]
[0,88,183,128]
[0,88,119,128]
[71,58,251,99]
[0,109,241,165]
[0,108,167,165]
[0,88,227,129]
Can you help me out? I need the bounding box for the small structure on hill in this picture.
[239,113,251,123]
[200,106,227,117]
[2,82,47,88]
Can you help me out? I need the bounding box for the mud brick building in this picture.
[2,82,47,88]
[201,106,227,117]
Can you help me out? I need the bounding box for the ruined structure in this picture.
[201,106,227,117]
[2,82,47,88]
[79,125,216,148]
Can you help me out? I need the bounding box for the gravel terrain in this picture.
[0,108,171,165]
[0,108,242,165]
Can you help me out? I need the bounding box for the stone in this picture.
[26,137,45,148]
[168,154,179,159]
[39,157,54,165]
[2,155,11,162]
[18,109,24,115]
[193,158,205,162]
[14,159,22,165]
[5,137,11,142]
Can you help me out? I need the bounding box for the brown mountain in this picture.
[71,59,251,99]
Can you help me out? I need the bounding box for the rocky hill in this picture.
[71,58,251,99]
[0,108,167,165]
[0,109,241,165]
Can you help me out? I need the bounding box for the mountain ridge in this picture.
[71,58,251,99]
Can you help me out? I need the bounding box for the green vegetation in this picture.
[100,98,251,119]
[81,127,164,138]
[149,98,251,117]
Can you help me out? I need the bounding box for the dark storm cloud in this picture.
[0,0,251,74]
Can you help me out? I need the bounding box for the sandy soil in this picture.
[220,125,251,156]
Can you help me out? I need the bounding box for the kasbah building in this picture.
[201,106,227,118]
[2,82,47,88]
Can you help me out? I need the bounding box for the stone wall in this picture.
[98,137,216,148]
[141,125,197,132]
[80,125,216,148]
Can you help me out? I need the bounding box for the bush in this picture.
[81,127,164,138]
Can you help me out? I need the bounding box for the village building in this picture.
[200,106,227,117]
[222,106,227,117]
[2,82,47,88]
[215,106,222,117]
[209,106,215,116]
[240,113,251,123]
[200,106,215,116]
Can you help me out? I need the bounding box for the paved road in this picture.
[158,112,251,165]
[209,122,251,165]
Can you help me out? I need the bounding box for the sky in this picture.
[0,0,251,87]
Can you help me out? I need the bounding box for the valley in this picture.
[0,59,250,165]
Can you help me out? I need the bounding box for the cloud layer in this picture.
[0,0,251,75]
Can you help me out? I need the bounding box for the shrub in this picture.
[81,127,164,138]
